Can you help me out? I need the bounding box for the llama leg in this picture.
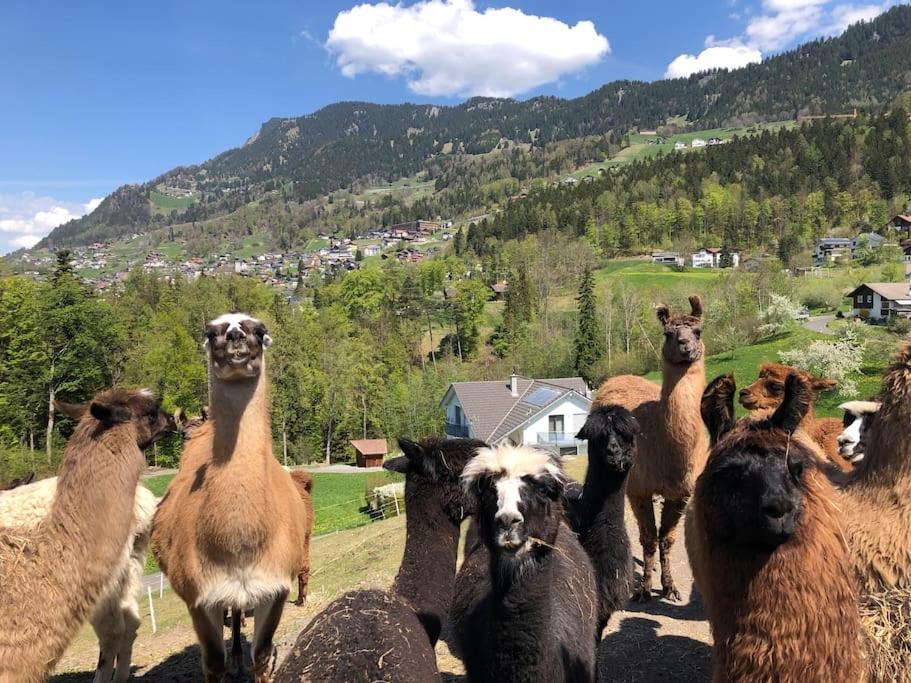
[91,598,123,683]
[112,600,141,683]
[251,590,288,683]
[230,607,243,674]
[189,604,227,683]
[629,493,658,602]
[294,566,310,606]
[657,497,688,601]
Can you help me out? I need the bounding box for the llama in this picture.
[566,405,639,637]
[288,470,314,606]
[453,444,598,683]
[274,437,485,683]
[175,405,209,440]
[593,295,708,601]
[0,389,172,683]
[1,471,34,490]
[0,473,157,683]
[838,341,911,593]
[688,373,862,682]
[739,362,852,471]
[152,313,307,683]
[837,400,880,464]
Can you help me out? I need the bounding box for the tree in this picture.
[758,294,800,339]
[779,324,865,397]
[573,267,605,385]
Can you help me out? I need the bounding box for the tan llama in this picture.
[151,313,307,683]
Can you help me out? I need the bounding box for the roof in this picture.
[350,439,388,456]
[445,377,590,444]
[847,283,911,301]
[491,283,508,293]
[817,237,852,245]
[892,215,911,223]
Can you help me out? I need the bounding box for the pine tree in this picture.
[573,267,605,385]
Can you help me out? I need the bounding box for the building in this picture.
[362,244,381,257]
[389,220,441,236]
[708,137,723,145]
[674,142,687,150]
[813,237,852,266]
[887,215,911,238]
[441,375,592,455]
[490,282,508,300]
[850,232,886,258]
[350,439,388,468]
[847,283,911,320]
[691,138,707,148]
[691,247,740,269]
[651,251,683,266]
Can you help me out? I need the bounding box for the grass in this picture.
[157,242,183,259]
[149,191,196,211]
[303,238,329,253]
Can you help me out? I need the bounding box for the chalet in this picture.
[674,142,687,150]
[813,237,852,265]
[441,375,592,456]
[850,232,886,258]
[652,251,683,266]
[847,283,911,320]
[389,220,441,236]
[708,137,723,145]
[691,247,740,269]
[887,215,911,238]
[901,239,911,263]
[491,282,508,300]
[691,138,707,148]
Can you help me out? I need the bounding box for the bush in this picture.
[779,324,865,396]
[887,316,911,335]
[759,294,800,339]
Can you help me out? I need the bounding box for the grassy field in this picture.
[303,238,329,253]
[149,191,196,211]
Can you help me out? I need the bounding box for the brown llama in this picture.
[593,295,708,601]
[838,340,911,593]
[0,389,173,683]
[289,469,314,606]
[689,374,862,682]
[152,313,307,683]
[739,362,852,471]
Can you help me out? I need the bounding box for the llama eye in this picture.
[694,329,702,338]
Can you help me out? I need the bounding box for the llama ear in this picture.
[383,456,410,474]
[702,373,736,445]
[90,401,132,424]
[655,304,670,326]
[810,376,837,394]
[56,401,88,419]
[770,373,812,434]
[253,324,272,348]
[203,325,217,349]
[689,295,703,318]
[397,438,425,465]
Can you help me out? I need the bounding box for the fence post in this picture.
[147,586,157,634]
[393,493,401,517]
[159,573,164,599]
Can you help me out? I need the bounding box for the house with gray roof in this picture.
[441,374,592,455]
[847,282,911,320]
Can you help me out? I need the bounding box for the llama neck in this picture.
[578,460,629,536]
[208,365,272,466]
[660,357,707,457]
[392,492,460,646]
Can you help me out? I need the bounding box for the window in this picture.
[548,415,564,434]
[454,405,463,426]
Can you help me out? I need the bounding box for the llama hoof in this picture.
[632,587,652,602]
[231,654,244,675]
[293,597,306,606]
[661,585,682,602]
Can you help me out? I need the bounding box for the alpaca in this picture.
[739,362,852,471]
[151,313,306,683]
[274,437,485,683]
[837,400,880,464]
[288,470,314,606]
[688,373,862,682]
[0,389,172,683]
[453,444,598,683]
[1,471,34,490]
[838,341,911,593]
[566,405,639,637]
[0,474,157,683]
[593,295,708,601]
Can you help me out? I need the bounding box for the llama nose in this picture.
[761,496,794,519]
[496,511,523,530]
[739,389,749,400]
[226,328,244,343]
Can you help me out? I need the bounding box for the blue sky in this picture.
[0,0,900,252]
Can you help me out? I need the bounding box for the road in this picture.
[803,314,836,335]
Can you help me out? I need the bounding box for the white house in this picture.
[691,138,707,148]
[847,283,911,320]
[813,237,852,265]
[651,251,683,266]
[362,244,381,257]
[691,247,740,268]
[674,142,687,150]
[441,375,592,455]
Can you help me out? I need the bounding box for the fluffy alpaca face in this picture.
[79,388,175,449]
[657,295,704,365]
[204,313,272,381]
[384,437,487,523]
[576,405,638,472]
[739,363,835,411]
[462,445,564,558]
[837,401,880,462]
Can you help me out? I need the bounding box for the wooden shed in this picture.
[350,439,388,468]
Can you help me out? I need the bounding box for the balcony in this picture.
[445,422,470,438]
[536,432,579,447]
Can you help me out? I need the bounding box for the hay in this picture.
[860,588,911,682]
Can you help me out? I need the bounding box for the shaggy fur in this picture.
[453,444,598,682]
[593,295,708,601]
[289,470,314,606]
[275,437,485,682]
[566,405,638,637]
[152,314,305,683]
[0,477,158,683]
[740,362,852,472]
[838,341,911,593]
[0,389,172,683]
[688,374,862,682]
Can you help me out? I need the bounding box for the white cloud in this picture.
[325,0,609,97]
[0,193,104,253]
[665,44,762,78]
[745,3,827,50]
[825,1,895,33]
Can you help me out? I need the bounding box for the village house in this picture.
[691,138,707,148]
[813,236,852,265]
[362,244,381,257]
[490,282,508,300]
[652,251,683,266]
[887,214,911,238]
[674,142,687,150]
[691,247,740,269]
[441,375,592,456]
[851,232,886,258]
[847,283,911,320]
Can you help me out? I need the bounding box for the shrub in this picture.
[779,324,865,396]
[759,294,800,339]
[887,316,911,335]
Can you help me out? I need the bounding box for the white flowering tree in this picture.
[759,293,801,339]
[778,324,865,397]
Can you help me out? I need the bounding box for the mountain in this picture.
[39,5,911,249]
